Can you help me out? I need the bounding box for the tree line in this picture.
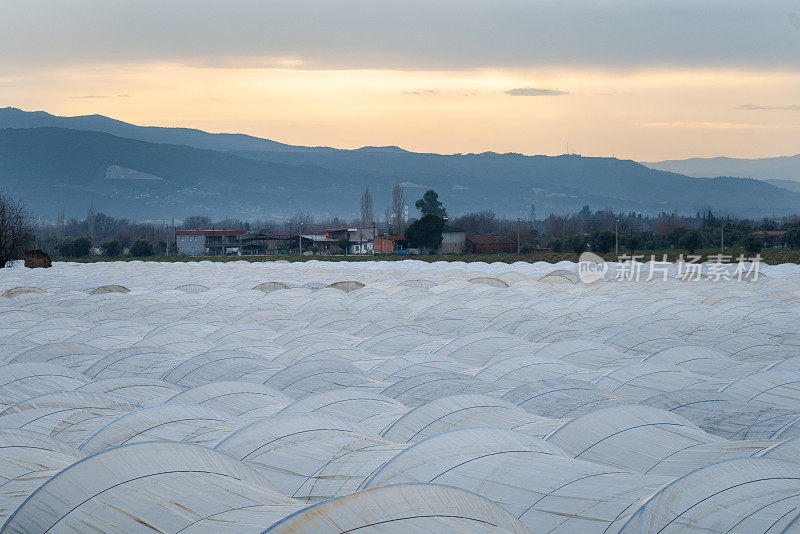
[539,207,787,255]
[3,186,800,264]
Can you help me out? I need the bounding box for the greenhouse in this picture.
[2,258,800,531]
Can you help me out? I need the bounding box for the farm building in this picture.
[175,229,246,255]
[466,234,516,253]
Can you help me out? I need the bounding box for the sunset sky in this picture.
[2,0,798,161]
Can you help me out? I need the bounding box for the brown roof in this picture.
[466,234,515,245]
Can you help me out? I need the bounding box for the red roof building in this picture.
[752,230,786,247]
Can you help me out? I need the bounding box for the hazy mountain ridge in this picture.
[0,106,324,153]
[765,179,800,193]
[0,127,375,219]
[1,108,799,220]
[644,154,800,181]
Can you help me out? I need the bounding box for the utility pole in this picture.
[517,218,521,255]
[721,220,724,254]
[615,218,619,257]
[298,222,303,255]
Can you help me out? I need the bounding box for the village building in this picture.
[175,229,246,255]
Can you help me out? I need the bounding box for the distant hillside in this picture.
[231,148,800,218]
[0,127,375,219]
[1,109,800,220]
[765,179,800,193]
[0,106,320,153]
[644,154,800,181]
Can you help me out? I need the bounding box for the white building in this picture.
[175,229,245,255]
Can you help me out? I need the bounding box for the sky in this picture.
[1,0,799,161]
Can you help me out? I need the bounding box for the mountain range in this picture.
[1,107,799,221]
[644,154,800,184]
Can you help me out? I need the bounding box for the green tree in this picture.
[589,230,615,254]
[547,239,565,253]
[620,232,644,254]
[566,234,587,254]
[101,240,122,257]
[782,228,800,248]
[156,241,168,254]
[405,214,445,249]
[679,230,703,253]
[741,234,763,254]
[59,236,92,257]
[57,238,74,257]
[130,239,154,256]
[337,237,352,255]
[667,227,688,248]
[648,232,669,250]
[414,190,446,218]
[72,237,92,257]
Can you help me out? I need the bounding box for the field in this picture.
[2,259,800,532]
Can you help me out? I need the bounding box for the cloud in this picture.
[642,121,773,130]
[183,56,305,69]
[2,1,799,72]
[71,94,130,99]
[506,87,569,96]
[739,103,800,112]
[399,181,432,189]
[403,89,440,96]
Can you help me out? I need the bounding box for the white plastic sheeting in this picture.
[381,394,542,442]
[618,459,800,533]
[266,483,529,533]
[216,413,405,501]
[3,259,800,532]
[2,441,302,533]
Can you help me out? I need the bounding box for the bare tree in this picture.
[530,203,535,225]
[56,210,65,240]
[180,215,212,230]
[543,213,580,240]
[0,192,34,267]
[360,187,374,226]
[390,183,405,233]
[454,211,497,234]
[86,204,96,241]
[115,230,132,249]
[286,212,314,233]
